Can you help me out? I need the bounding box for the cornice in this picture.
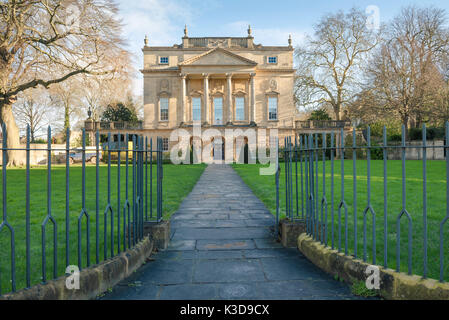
[140,68,296,74]
[142,47,293,52]
[179,48,258,66]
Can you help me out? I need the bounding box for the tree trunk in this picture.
[0,101,26,166]
[402,115,409,141]
[333,104,341,121]
[64,103,70,132]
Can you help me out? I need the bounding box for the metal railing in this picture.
[279,123,449,283]
[0,124,163,295]
[296,120,352,129]
[85,121,144,131]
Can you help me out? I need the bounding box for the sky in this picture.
[116,0,449,95]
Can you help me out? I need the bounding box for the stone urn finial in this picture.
[144,35,149,46]
[184,25,188,37]
[288,34,292,47]
[248,25,252,37]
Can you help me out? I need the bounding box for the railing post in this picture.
[42,126,57,283]
[150,138,153,219]
[78,129,90,270]
[1,124,16,293]
[440,121,449,282]
[321,133,327,245]
[304,135,310,234]
[132,135,137,246]
[383,126,388,269]
[423,124,428,279]
[275,137,280,237]
[117,133,121,254]
[330,132,335,250]
[353,128,358,259]
[95,131,100,264]
[26,126,31,288]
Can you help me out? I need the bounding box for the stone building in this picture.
[85,27,352,161]
[141,26,296,160]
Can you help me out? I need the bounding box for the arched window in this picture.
[213,96,223,125]
[235,96,245,121]
[268,96,278,120]
[192,97,202,121]
[159,97,169,121]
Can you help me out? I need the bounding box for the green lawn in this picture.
[0,164,206,294]
[233,160,449,282]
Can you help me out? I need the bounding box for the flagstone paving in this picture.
[101,164,364,300]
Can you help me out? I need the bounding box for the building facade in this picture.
[84,28,354,161]
[141,27,296,160]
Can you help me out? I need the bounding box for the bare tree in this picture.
[49,76,83,135]
[0,0,129,165]
[431,80,449,126]
[80,69,134,121]
[295,8,381,120]
[368,6,449,132]
[13,88,50,142]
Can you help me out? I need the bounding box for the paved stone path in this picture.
[101,165,361,300]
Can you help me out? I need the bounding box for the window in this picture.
[159,56,169,64]
[214,97,223,125]
[192,97,201,121]
[160,97,169,121]
[268,97,278,120]
[235,97,245,121]
[268,56,278,64]
[162,138,169,152]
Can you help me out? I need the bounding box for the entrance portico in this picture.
[178,48,258,126]
[138,30,298,161]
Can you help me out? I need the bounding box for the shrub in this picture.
[389,134,402,142]
[308,109,332,121]
[368,120,402,138]
[371,146,384,160]
[33,138,47,144]
[409,127,445,141]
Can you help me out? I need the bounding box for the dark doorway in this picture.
[243,137,249,164]
[212,137,225,161]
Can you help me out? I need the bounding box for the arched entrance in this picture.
[234,136,249,164]
[190,137,203,164]
[212,137,225,161]
[243,137,249,164]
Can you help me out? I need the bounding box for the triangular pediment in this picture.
[179,48,257,66]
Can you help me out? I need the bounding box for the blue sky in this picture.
[117,0,449,94]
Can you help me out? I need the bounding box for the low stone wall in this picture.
[298,234,449,300]
[0,144,67,165]
[0,236,153,300]
[144,220,170,250]
[388,140,444,160]
[279,219,306,248]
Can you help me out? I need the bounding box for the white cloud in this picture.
[118,0,194,96]
[117,2,310,97]
[120,0,193,47]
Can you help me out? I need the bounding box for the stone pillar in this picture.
[203,73,209,124]
[250,73,256,124]
[226,73,233,124]
[181,74,187,123]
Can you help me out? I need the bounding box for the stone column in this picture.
[250,73,256,124]
[203,73,209,124]
[181,73,187,123]
[226,73,233,124]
